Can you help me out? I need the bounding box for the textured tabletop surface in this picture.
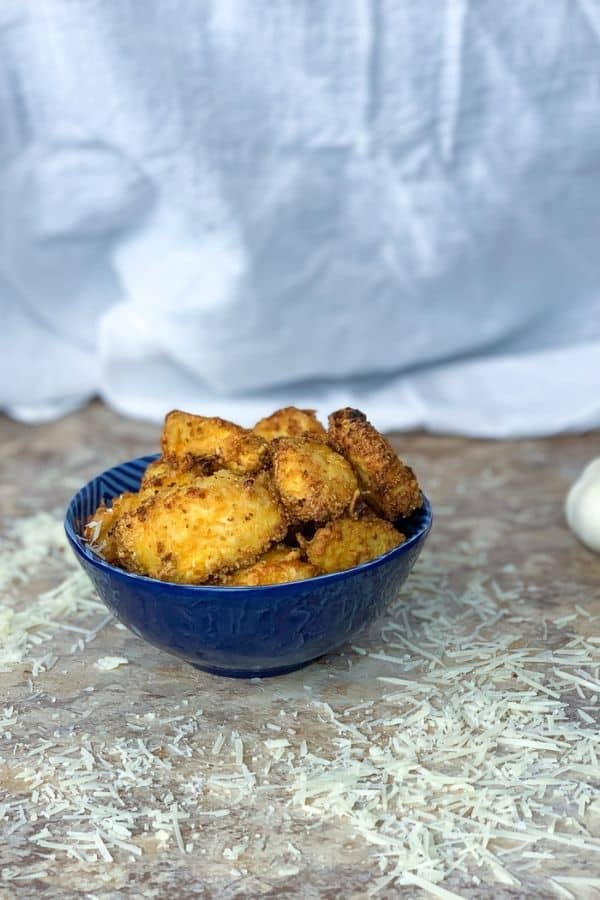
[1,403,599,899]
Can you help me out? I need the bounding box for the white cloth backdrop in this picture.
[1,0,600,436]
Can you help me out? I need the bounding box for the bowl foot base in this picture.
[191,658,316,679]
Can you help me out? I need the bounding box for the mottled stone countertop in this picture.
[1,403,599,899]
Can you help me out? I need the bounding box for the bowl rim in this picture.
[64,454,433,594]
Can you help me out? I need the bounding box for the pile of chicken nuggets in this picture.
[85,407,422,585]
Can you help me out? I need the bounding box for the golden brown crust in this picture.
[113,470,287,584]
[140,457,215,492]
[271,436,359,524]
[86,458,214,563]
[161,410,269,475]
[328,407,421,520]
[254,407,327,443]
[84,492,144,564]
[86,405,423,583]
[220,545,319,586]
[303,514,405,574]
[84,503,115,557]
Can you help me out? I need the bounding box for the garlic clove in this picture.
[565,458,600,553]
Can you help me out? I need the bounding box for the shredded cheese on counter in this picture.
[0,512,598,895]
[96,656,129,671]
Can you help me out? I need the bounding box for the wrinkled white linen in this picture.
[1,0,599,435]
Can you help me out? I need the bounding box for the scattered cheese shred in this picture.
[211,731,225,755]
[95,656,129,671]
[0,513,107,673]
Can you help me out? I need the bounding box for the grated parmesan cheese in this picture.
[95,656,129,671]
[0,514,107,672]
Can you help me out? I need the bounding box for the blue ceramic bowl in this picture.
[65,455,432,678]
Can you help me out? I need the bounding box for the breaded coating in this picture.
[254,407,327,443]
[221,545,319,586]
[161,410,268,475]
[84,404,425,584]
[303,514,405,574]
[84,492,144,564]
[86,459,210,563]
[140,457,212,492]
[113,471,287,584]
[328,408,421,520]
[271,437,359,524]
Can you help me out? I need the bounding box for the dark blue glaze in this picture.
[64,455,432,678]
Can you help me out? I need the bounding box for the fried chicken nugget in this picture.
[161,410,268,475]
[113,470,287,584]
[86,458,212,562]
[271,437,359,524]
[221,545,318,586]
[303,514,405,574]
[328,408,421,520]
[254,407,327,442]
